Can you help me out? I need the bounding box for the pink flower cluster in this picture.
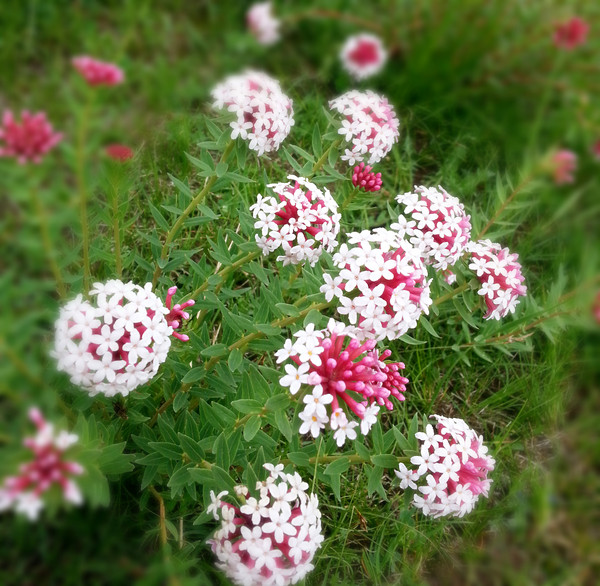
[246,2,281,45]
[0,408,83,521]
[251,175,340,266]
[0,110,62,164]
[467,239,527,320]
[324,228,432,341]
[329,90,400,166]
[339,33,387,80]
[553,17,589,50]
[208,464,323,586]
[277,319,408,445]
[72,56,124,86]
[551,149,577,185]
[393,185,472,271]
[352,162,382,192]
[211,70,294,156]
[165,286,196,342]
[396,415,495,518]
[105,143,134,162]
[53,280,192,397]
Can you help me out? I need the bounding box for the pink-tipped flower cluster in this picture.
[277,319,408,445]
[246,2,281,46]
[550,149,577,185]
[0,110,62,164]
[72,56,124,86]
[393,185,472,271]
[395,415,495,518]
[467,240,527,320]
[208,464,323,586]
[323,228,432,341]
[211,70,294,156]
[340,33,387,80]
[251,175,340,266]
[553,17,589,50]
[329,90,399,166]
[53,280,192,397]
[352,162,382,192]
[0,408,83,521]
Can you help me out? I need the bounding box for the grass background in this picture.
[0,0,599,584]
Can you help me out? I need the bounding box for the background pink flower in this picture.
[72,56,124,86]
[553,17,589,50]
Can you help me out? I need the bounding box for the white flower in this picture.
[279,362,310,395]
[395,463,418,490]
[360,404,380,436]
[247,2,281,46]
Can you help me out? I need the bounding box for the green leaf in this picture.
[188,468,214,484]
[273,410,293,442]
[370,454,398,469]
[265,394,290,412]
[419,316,440,338]
[147,442,182,460]
[287,451,310,468]
[178,433,205,462]
[324,457,350,476]
[215,162,228,177]
[275,303,300,317]
[228,348,244,372]
[366,465,387,499]
[200,344,229,357]
[182,367,205,383]
[243,415,262,441]
[231,399,263,414]
[173,391,189,412]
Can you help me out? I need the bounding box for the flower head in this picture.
[211,70,294,156]
[352,162,382,192]
[247,2,281,45]
[467,240,527,320]
[0,408,83,521]
[340,33,387,80]
[208,465,323,586]
[251,175,340,266]
[278,319,409,444]
[549,149,577,185]
[553,17,589,50]
[329,90,399,166]
[105,144,134,162]
[326,228,432,341]
[397,415,495,518]
[0,110,62,164]
[72,56,124,86]
[53,280,192,397]
[393,185,472,271]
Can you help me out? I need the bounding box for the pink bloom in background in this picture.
[0,408,83,521]
[0,110,62,163]
[277,319,409,444]
[246,2,280,45]
[352,162,382,192]
[592,141,600,161]
[551,149,577,185]
[553,17,589,50]
[340,33,387,80]
[396,415,495,518]
[467,239,527,320]
[72,56,124,86]
[105,144,134,162]
[208,465,323,586]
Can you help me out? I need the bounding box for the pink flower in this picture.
[467,239,527,320]
[553,17,589,50]
[0,408,83,521]
[72,56,124,86]
[164,286,195,342]
[246,2,280,45]
[105,144,134,162]
[592,141,600,161]
[352,162,382,192]
[340,33,387,80]
[0,110,62,164]
[551,149,577,185]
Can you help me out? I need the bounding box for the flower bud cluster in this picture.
[340,33,387,80]
[53,280,191,397]
[0,408,83,521]
[208,464,323,586]
[467,239,527,320]
[329,90,399,166]
[325,228,432,341]
[395,415,495,518]
[251,175,340,266]
[352,162,382,192]
[246,2,281,46]
[393,185,472,271]
[277,319,409,445]
[211,70,294,156]
[72,56,124,86]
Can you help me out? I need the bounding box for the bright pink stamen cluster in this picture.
[0,408,83,521]
[340,34,387,80]
[553,17,589,50]
[72,56,124,86]
[0,110,62,164]
[352,162,382,192]
[165,286,195,342]
[550,149,577,185]
[467,239,527,320]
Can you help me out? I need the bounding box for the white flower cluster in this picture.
[340,33,387,80]
[393,185,472,271]
[251,175,341,266]
[53,280,173,397]
[324,228,432,341]
[208,464,323,586]
[246,2,281,45]
[467,239,527,320]
[211,70,294,156]
[329,90,399,165]
[395,415,495,519]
